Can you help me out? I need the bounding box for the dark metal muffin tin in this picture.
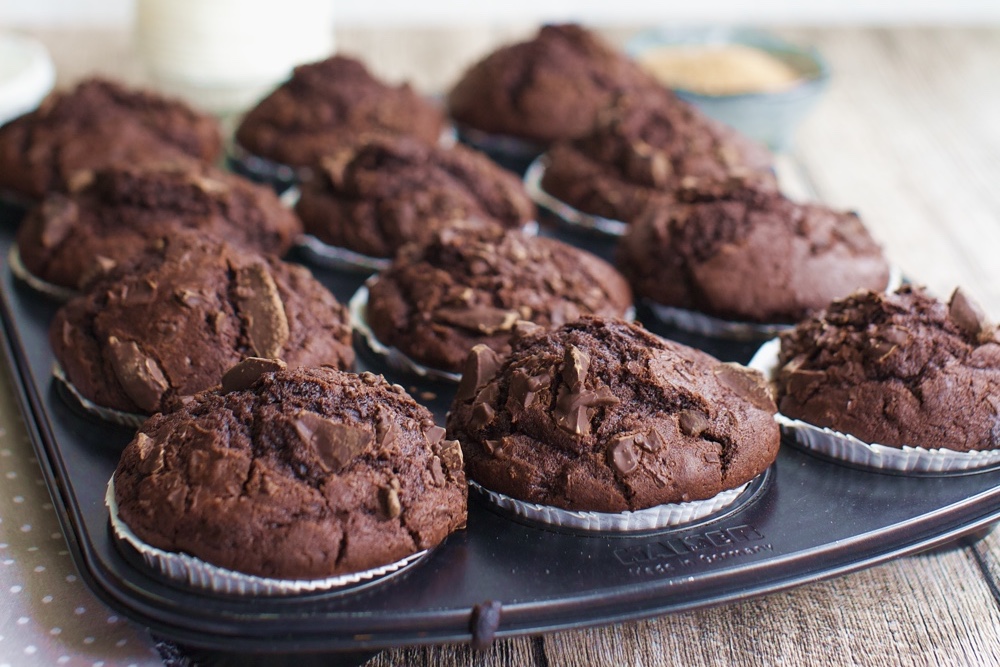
[2,201,999,663]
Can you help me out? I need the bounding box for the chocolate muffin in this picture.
[114,364,467,580]
[447,317,779,512]
[447,24,659,146]
[234,55,446,170]
[295,135,536,259]
[0,77,221,201]
[365,222,633,374]
[617,179,891,324]
[774,286,1000,451]
[539,91,776,224]
[51,231,353,416]
[16,161,302,291]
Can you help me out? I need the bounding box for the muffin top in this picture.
[51,231,353,415]
[447,317,779,512]
[775,286,1000,451]
[447,24,659,145]
[295,135,536,258]
[16,160,303,290]
[365,222,633,373]
[540,91,776,223]
[234,55,446,168]
[114,365,467,580]
[617,179,890,323]
[0,77,222,200]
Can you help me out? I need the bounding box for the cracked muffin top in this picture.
[50,231,353,416]
[365,221,633,374]
[0,77,222,201]
[295,135,536,258]
[447,24,659,145]
[616,179,890,323]
[234,55,446,169]
[775,286,1000,451]
[447,317,779,512]
[16,160,303,291]
[113,364,467,579]
[540,90,776,224]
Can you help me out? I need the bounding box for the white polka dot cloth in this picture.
[0,364,162,666]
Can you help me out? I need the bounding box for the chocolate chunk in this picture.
[428,457,446,485]
[483,439,504,457]
[714,363,774,411]
[235,263,290,358]
[506,368,551,412]
[470,402,495,429]
[77,255,117,288]
[607,433,641,476]
[221,357,287,393]
[375,408,400,449]
[379,482,402,519]
[39,197,77,249]
[455,344,503,402]
[106,336,170,413]
[562,345,590,389]
[67,169,95,193]
[424,425,447,444]
[434,306,519,334]
[294,411,373,473]
[678,410,710,437]
[134,432,165,475]
[435,439,464,475]
[949,287,990,341]
[554,385,619,437]
[639,428,667,453]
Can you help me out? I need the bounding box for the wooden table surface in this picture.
[2,25,1000,667]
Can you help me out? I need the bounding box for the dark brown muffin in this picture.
[540,91,776,224]
[16,161,303,291]
[447,24,659,146]
[114,364,467,580]
[447,317,779,512]
[365,222,633,373]
[295,135,536,258]
[775,286,1000,451]
[234,55,446,170]
[51,231,353,415]
[616,179,890,324]
[0,78,222,201]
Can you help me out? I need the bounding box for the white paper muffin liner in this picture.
[748,338,1000,473]
[297,234,393,273]
[106,479,427,596]
[645,265,904,341]
[523,156,628,237]
[7,243,78,301]
[349,281,462,383]
[471,479,752,532]
[52,363,148,429]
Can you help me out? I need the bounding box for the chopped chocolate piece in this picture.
[294,411,373,473]
[221,357,287,394]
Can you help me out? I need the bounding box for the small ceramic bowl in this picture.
[626,27,829,151]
